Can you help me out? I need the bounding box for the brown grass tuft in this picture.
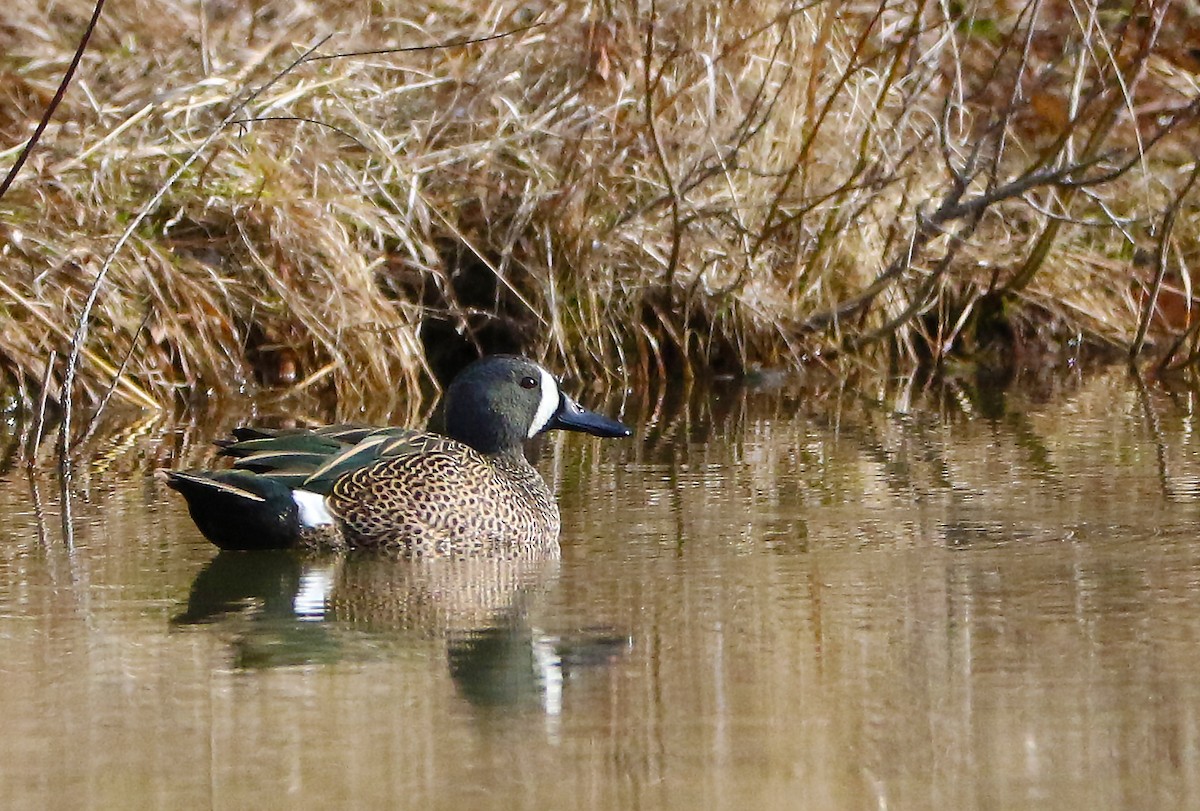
[2,0,1199,419]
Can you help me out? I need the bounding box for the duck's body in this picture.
[166,356,631,556]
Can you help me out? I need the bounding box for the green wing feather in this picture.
[219,425,453,495]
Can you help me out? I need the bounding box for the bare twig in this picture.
[229,117,373,152]
[1138,162,1200,363]
[73,307,155,450]
[0,0,108,200]
[642,0,684,295]
[304,23,543,61]
[27,350,58,467]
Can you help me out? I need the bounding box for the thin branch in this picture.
[73,306,154,450]
[304,23,544,61]
[848,215,978,351]
[642,0,683,294]
[0,0,107,200]
[27,351,58,467]
[1135,161,1200,360]
[229,116,373,152]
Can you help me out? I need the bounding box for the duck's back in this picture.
[326,439,561,556]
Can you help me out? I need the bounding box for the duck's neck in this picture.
[445,417,531,462]
[485,444,533,465]
[444,405,529,458]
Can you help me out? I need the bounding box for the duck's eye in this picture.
[519,376,538,389]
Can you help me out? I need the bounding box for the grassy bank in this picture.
[1,0,1198,415]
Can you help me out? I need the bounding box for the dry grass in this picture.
[1,0,1199,418]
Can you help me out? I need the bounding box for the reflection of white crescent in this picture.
[531,628,564,717]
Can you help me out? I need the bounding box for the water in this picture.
[3,369,1200,810]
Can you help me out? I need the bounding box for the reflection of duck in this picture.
[173,551,630,710]
[171,550,330,624]
[165,355,631,554]
[448,623,631,713]
[171,550,348,668]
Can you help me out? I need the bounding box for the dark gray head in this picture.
[443,355,631,456]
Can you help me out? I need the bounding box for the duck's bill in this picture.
[551,395,632,438]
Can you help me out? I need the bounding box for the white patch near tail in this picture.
[528,367,560,438]
[292,489,334,527]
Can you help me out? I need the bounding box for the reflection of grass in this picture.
[2,1,1198,412]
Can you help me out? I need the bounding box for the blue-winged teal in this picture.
[166,355,631,555]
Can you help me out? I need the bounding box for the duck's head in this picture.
[443,355,632,456]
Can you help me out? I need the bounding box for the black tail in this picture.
[165,470,301,551]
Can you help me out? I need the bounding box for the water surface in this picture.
[2,369,1200,810]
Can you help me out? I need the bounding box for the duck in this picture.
[165,355,631,556]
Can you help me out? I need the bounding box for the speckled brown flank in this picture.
[295,436,560,558]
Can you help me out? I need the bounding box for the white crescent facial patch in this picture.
[528,367,560,438]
